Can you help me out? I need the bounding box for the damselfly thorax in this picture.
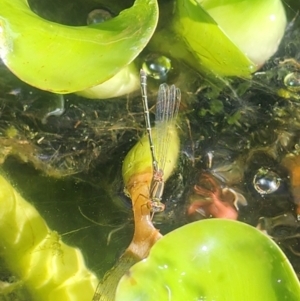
[149,168,165,212]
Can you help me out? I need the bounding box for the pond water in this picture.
[1,0,300,300]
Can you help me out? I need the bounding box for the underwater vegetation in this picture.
[1,0,300,300]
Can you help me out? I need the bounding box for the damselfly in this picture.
[140,69,181,213]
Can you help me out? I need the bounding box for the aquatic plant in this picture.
[116,219,300,301]
[0,173,98,301]
[0,0,286,97]
[0,0,158,94]
[0,1,299,301]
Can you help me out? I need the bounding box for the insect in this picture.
[140,69,181,213]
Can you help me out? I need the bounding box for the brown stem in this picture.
[92,172,163,301]
[125,172,163,259]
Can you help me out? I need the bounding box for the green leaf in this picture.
[151,0,286,77]
[0,173,98,301]
[0,0,158,93]
[122,125,180,188]
[199,0,287,67]
[116,219,300,301]
[77,62,140,99]
[172,0,255,77]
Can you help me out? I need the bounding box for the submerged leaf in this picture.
[122,125,180,190]
[116,219,300,301]
[77,63,140,99]
[0,0,158,93]
[0,173,98,301]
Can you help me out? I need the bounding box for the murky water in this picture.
[1,0,300,300]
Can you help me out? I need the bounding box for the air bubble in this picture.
[142,53,172,81]
[87,9,112,25]
[284,72,300,92]
[253,167,281,195]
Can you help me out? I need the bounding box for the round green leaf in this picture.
[116,219,300,301]
[150,0,285,77]
[200,0,287,67]
[172,0,256,77]
[0,0,158,93]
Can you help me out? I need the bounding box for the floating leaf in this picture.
[0,0,158,93]
[151,0,286,77]
[173,0,255,76]
[199,0,287,67]
[116,219,300,301]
